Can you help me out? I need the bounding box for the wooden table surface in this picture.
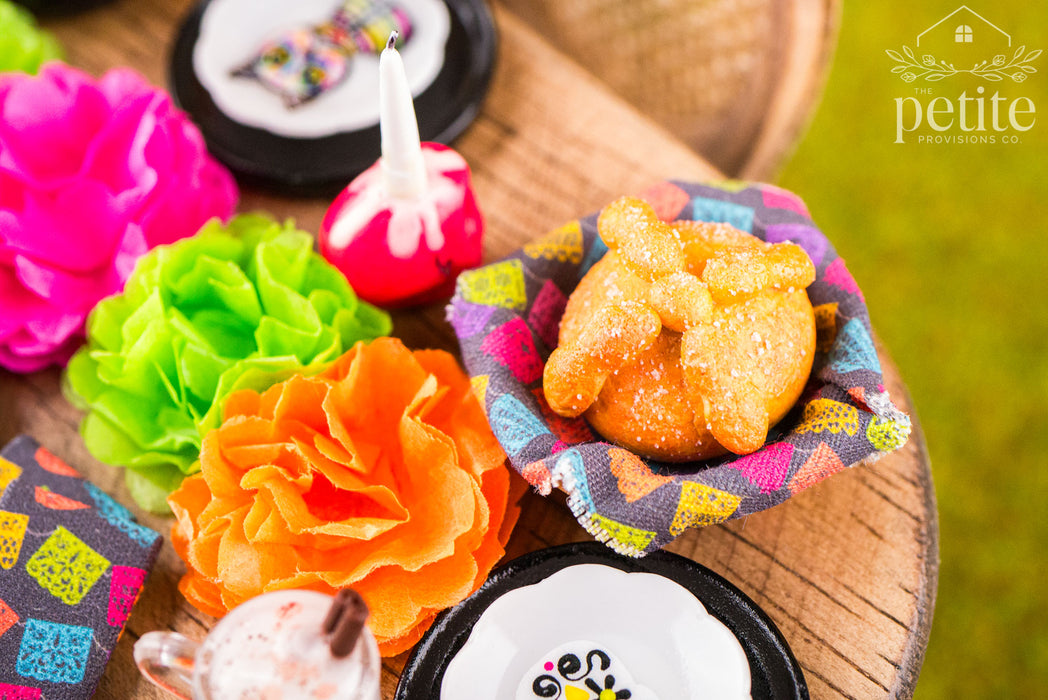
[1,1,937,697]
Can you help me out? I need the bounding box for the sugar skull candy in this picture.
[231,0,412,108]
[543,196,817,462]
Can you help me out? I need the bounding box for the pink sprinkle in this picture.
[544,662,554,671]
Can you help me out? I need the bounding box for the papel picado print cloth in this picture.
[449,180,911,557]
[0,435,161,699]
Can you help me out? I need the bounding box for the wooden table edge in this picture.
[890,381,939,698]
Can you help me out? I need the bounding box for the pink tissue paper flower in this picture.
[0,62,238,372]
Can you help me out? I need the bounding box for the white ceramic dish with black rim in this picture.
[396,542,808,699]
[169,0,496,194]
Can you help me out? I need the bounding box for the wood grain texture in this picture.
[498,0,841,180]
[740,0,841,181]
[0,1,936,697]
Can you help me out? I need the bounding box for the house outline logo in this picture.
[916,6,1010,48]
[886,5,1039,83]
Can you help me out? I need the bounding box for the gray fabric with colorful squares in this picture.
[0,436,162,699]
[449,180,911,557]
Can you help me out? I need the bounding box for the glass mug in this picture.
[135,589,381,700]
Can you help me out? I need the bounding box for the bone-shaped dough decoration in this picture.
[543,197,816,461]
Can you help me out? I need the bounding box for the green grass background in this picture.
[777,1,1048,696]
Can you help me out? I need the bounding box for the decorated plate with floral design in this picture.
[396,542,807,699]
[170,0,496,194]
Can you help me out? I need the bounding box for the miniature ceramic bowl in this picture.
[396,542,807,699]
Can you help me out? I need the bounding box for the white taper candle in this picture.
[379,31,428,198]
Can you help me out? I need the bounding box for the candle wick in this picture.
[386,31,398,51]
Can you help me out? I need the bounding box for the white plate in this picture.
[440,563,752,699]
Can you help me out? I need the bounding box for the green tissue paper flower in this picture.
[0,1,63,74]
[65,214,392,512]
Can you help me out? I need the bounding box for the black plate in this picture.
[169,0,496,196]
[396,542,808,699]
[13,0,115,15]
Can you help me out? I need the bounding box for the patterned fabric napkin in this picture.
[0,435,162,699]
[449,180,912,556]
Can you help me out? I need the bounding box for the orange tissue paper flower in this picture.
[168,337,523,655]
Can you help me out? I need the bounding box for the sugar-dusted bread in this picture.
[543,196,816,461]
